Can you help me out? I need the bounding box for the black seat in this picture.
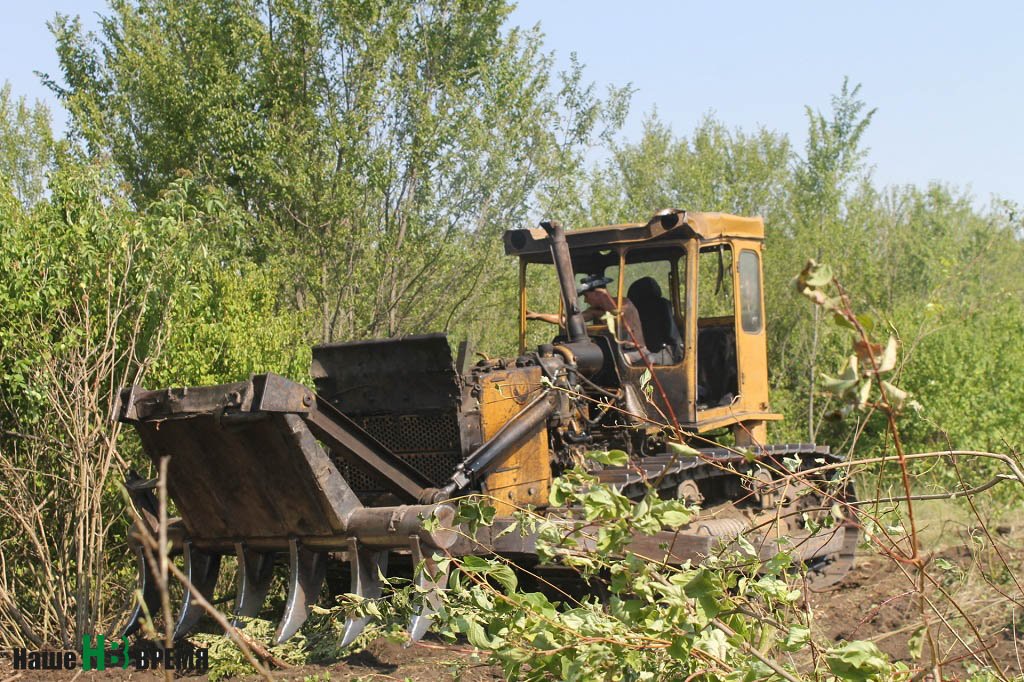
[627,277,682,364]
[697,325,737,406]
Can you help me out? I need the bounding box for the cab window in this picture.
[620,248,685,365]
[697,245,733,319]
[738,250,763,333]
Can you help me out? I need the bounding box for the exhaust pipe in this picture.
[540,220,604,375]
[541,220,588,342]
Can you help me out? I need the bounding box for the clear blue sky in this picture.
[3,1,1022,206]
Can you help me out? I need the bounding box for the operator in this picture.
[526,274,650,363]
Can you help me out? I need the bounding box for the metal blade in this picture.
[122,532,161,638]
[172,541,222,641]
[340,537,388,648]
[274,538,327,644]
[232,544,276,626]
[406,535,448,645]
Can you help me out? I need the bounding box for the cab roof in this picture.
[503,210,765,265]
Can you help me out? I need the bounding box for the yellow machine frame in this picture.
[512,210,781,445]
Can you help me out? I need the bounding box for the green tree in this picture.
[560,112,791,227]
[0,83,54,207]
[771,80,876,439]
[0,153,316,644]
[47,0,628,350]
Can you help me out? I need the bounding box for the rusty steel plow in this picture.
[122,512,455,646]
[115,374,458,646]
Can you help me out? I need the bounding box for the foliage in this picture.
[1,1,1024,677]
[181,464,913,681]
[0,82,53,207]
[0,157,306,646]
[48,0,629,348]
[191,616,353,682]
[794,259,920,420]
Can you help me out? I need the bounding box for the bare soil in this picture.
[4,525,1022,681]
[806,524,1024,680]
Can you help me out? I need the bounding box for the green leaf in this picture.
[781,625,810,652]
[550,479,570,507]
[456,615,496,649]
[456,498,497,535]
[735,534,757,557]
[653,499,694,529]
[459,555,518,593]
[832,311,856,330]
[520,591,559,619]
[667,441,701,457]
[667,636,691,660]
[825,641,890,681]
[880,380,909,411]
[763,550,793,576]
[806,263,834,287]
[907,626,925,660]
[639,368,652,392]
[753,576,801,603]
[587,449,629,466]
[820,373,858,395]
[842,355,860,379]
[694,628,731,660]
[684,569,723,619]
[857,378,872,407]
[797,260,834,288]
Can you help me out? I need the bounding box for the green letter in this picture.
[82,634,105,671]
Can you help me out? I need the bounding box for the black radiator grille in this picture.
[359,413,460,454]
[330,412,462,491]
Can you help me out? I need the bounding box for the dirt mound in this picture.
[807,526,1024,678]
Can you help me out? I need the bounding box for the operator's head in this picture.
[577,274,614,308]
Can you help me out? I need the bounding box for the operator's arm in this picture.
[525,310,563,325]
[528,301,606,325]
[528,307,604,325]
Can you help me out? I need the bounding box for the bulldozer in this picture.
[114,208,856,647]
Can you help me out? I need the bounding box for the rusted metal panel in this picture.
[310,334,468,498]
[251,373,315,412]
[505,211,765,262]
[311,333,460,414]
[479,367,551,513]
[117,381,253,421]
[130,411,361,540]
[116,373,314,422]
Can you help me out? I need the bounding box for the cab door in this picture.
[691,238,775,442]
[732,240,770,416]
[694,241,740,414]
